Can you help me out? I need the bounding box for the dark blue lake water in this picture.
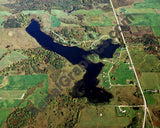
[26,19,120,103]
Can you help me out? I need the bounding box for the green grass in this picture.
[0,108,11,127]
[152,26,160,36]
[27,79,48,108]
[110,61,134,85]
[1,74,47,90]
[144,92,156,105]
[130,14,160,26]
[0,99,21,108]
[139,54,160,72]
[0,11,11,16]
[51,15,61,27]
[134,0,160,9]
[140,72,160,89]
[0,90,25,99]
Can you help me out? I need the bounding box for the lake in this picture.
[26,19,120,103]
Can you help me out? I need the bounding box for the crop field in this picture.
[134,0,160,9]
[0,74,48,110]
[110,61,135,85]
[0,108,11,127]
[26,79,48,108]
[1,74,47,90]
[152,26,160,36]
[0,99,21,108]
[0,11,11,16]
[0,51,28,70]
[129,14,160,26]
[0,90,25,99]
[129,47,160,72]
[140,72,160,89]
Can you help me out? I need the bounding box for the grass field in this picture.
[152,26,160,36]
[0,108,11,127]
[144,92,156,105]
[1,74,47,90]
[0,90,25,99]
[0,74,48,108]
[134,0,160,9]
[110,61,135,85]
[140,72,160,89]
[129,13,160,26]
[0,51,28,70]
[77,106,130,127]
[0,11,11,16]
[129,47,160,72]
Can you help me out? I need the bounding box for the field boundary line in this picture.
[109,0,147,128]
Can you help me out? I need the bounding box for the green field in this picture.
[72,9,115,26]
[129,14,160,26]
[1,74,48,90]
[0,108,11,127]
[51,15,61,27]
[0,99,22,108]
[0,11,11,16]
[0,90,25,99]
[134,0,160,9]
[0,74,48,108]
[144,92,156,105]
[0,51,28,70]
[78,106,130,127]
[110,61,135,85]
[152,26,160,36]
[140,72,160,89]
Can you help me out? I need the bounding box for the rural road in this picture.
[109,0,147,128]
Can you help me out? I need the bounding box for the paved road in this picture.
[109,0,147,128]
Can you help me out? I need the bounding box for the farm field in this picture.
[140,72,160,90]
[0,108,11,127]
[1,74,47,90]
[0,51,28,70]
